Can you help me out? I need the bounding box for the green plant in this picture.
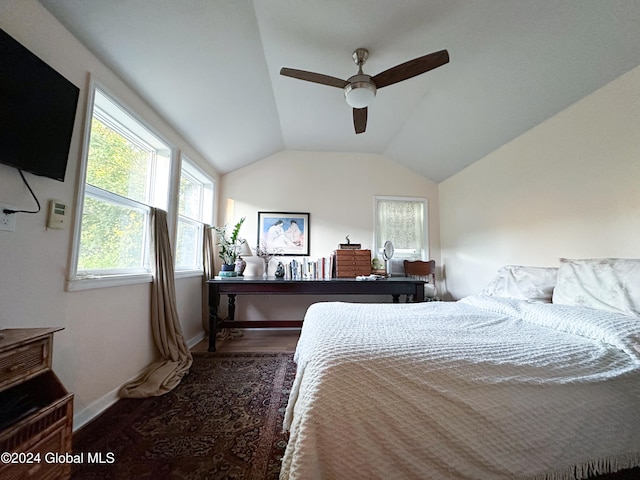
[212,217,246,265]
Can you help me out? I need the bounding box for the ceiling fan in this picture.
[280,48,449,134]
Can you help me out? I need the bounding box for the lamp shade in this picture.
[238,240,253,257]
[344,76,377,108]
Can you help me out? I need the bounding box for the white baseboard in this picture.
[187,330,206,348]
[73,329,207,432]
[73,388,120,432]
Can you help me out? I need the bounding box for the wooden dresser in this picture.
[0,328,73,480]
[333,249,372,278]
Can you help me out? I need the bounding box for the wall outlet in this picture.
[0,204,17,232]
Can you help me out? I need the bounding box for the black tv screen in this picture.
[0,28,80,182]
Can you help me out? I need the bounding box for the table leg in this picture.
[208,305,217,352]
[392,294,400,303]
[208,285,220,352]
[414,284,425,302]
[228,294,236,321]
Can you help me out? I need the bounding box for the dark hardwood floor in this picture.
[192,328,300,353]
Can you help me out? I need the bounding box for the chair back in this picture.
[403,260,436,285]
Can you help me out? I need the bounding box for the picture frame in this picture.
[257,212,310,256]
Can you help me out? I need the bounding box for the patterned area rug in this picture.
[72,352,295,480]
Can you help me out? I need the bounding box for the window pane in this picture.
[86,116,151,204]
[78,195,147,271]
[175,158,213,271]
[374,197,428,275]
[376,200,424,253]
[175,218,201,268]
[71,85,174,280]
[178,173,202,220]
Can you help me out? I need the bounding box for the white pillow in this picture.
[552,258,640,316]
[481,265,558,303]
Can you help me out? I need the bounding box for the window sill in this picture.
[66,270,205,291]
[175,269,204,280]
[66,273,153,292]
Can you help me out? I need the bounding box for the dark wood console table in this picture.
[207,276,425,351]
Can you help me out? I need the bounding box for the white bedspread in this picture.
[281,296,640,480]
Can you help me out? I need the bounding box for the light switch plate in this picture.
[0,204,17,232]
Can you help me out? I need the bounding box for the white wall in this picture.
[0,0,218,428]
[439,64,640,300]
[219,150,440,319]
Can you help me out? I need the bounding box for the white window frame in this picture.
[175,156,215,277]
[373,195,429,276]
[67,78,176,291]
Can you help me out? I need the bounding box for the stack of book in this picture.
[286,258,333,280]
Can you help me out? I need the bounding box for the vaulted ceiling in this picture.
[39,0,640,182]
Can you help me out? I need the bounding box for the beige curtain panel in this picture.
[120,208,193,398]
[202,225,216,333]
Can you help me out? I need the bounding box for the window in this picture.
[69,84,172,289]
[373,196,428,275]
[175,157,214,272]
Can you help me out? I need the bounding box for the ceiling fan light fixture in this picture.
[344,77,377,108]
[280,47,449,133]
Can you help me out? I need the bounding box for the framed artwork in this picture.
[257,212,310,256]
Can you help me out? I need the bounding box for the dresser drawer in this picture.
[334,249,371,258]
[0,338,51,392]
[0,420,71,480]
[335,259,371,266]
[335,266,372,277]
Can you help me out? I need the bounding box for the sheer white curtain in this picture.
[120,208,193,398]
[375,198,425,256]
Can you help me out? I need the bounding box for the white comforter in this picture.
[281,296,640,480]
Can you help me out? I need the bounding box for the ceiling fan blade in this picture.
[372,49,449,89]
[280,67,348,88]
[353,107,367,134]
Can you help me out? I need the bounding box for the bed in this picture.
[280,258,640,480]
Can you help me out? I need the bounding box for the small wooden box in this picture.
[333,249,372,278]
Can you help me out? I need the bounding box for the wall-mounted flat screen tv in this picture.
[0,28,80,182]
